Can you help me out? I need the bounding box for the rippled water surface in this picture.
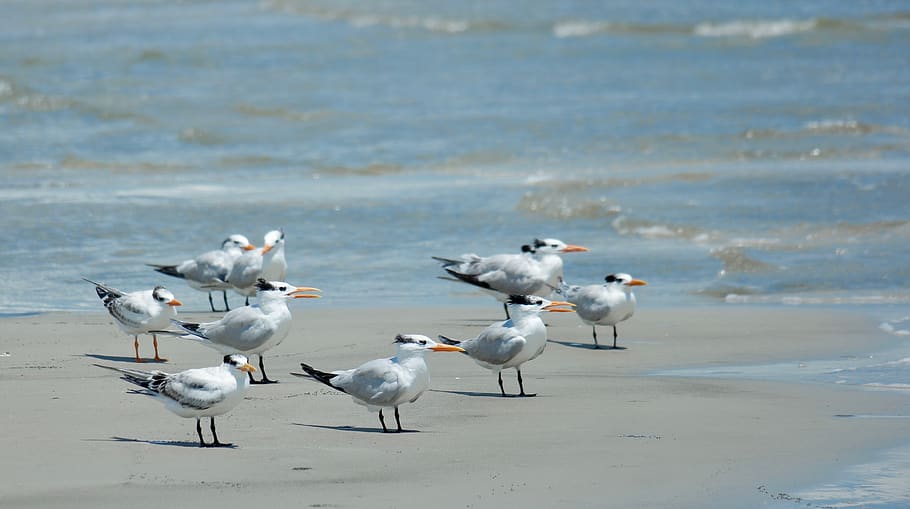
[2,0,909,312]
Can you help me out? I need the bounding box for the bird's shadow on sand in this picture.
[84,353,169,364]
[430,389,536,398]
[85,436,225,448]
[291,423,419,434]
[547,339,627,351]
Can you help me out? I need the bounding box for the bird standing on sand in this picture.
[95,354,256,447]
[434,238,588,318]
[84,278,182,362]
[557,273,647,349]
[167,279,320,384]
[225,229,287,305]
[293,334,464,433]
[439,295,575,397]
[148,234,256,312]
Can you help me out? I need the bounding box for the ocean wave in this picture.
[742,120,908,140]
[724,293,910,305]
[234,103,334,122]
[879,317,910,337]
[710,246,776,274]
[57,155,189,173]
[694,18,817,39]
[516,193,621,220]
[611,215,712,242]
[314,163,405,176]
[263,1,480,34]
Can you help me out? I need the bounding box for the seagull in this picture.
[166,279,320,384]
[292,334,464,433]
[438,295,574,397]
[557,273,647,349]
[84,278,182,363]
[147,234,256,312]
[434,238,588,318]
[94,354,256,447]
[224,229,287,305]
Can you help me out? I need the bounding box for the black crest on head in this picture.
[278,228,285,240]
[223,354,234,364]
[521,244,533,253]
[507,295,539,306]
[152,285,166,293]
[394,334,407,344]
[533,238,547,248]
[255,278,275,292]
[605,274,617,283]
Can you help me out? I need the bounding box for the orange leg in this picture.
[134,336,143,363]
[152,334,167,362]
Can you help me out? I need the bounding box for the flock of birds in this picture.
[87,231,646,446]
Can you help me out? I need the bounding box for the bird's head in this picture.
[223,354,257,373]
[521,238,589,256]
[152,286,182,306]
[394,334,464,354]
[222,234,256,251]
[261,229,285,255]
[506,294,575,315]
[605,273,648,291]
[255,279,321,300]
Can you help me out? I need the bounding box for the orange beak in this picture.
[626,279,648,287]
[239,363,257,373]
[167,299,182,306]
[243,244,257,251]
[561,245,589,253]
[431,344,465,352]
[544,301,576,312]
[290,287,322,299]
[261,244,273,255]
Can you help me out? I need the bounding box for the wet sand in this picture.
[0,306,906,508]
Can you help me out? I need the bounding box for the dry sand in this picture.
[1,305,907,508]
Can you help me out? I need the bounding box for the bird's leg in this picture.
[209,417,232,447]
[592,326,600,349]
[394,406,403,432]
[207,292,216,312]
[613,325,618,349]
[379,409,389,433]
[248,371,256,384]
[249,354,278,384]
[222,291,230,311]
[498,372,507,397]
[503,303,511,320]
[196,418,207,447]
[133,336,142,363]
[517,369,536,397]
[152,334,167,362]
[245,296,249,306]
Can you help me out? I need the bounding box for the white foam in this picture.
[694,19,816,39]
[552,21,609,38]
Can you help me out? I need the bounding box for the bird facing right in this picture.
[558,273,647,349]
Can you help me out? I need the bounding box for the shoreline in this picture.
[1,305,908,508]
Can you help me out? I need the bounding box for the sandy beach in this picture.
[1,305,907,508]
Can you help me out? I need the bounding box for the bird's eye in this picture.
[279,286,287,291]
[419,339,427,345]
[551,244,558,248]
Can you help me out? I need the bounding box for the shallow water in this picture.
[2,0,909,314]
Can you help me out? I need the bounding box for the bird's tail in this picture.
[82,277,122,304]
[147,264,185,279]
[295,363,346,393]
[432,255,462,267]
[437,334,462,346]
[94,364,154,389]
[169,319,207,339]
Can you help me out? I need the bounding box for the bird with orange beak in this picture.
[84,278,182,362]
[557,273,648,349]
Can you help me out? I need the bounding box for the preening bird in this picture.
[166,279,320,384]
[557,273,647,349]
[148,234,256,312]
[439,295,575,397]
[434,238,588,318]
[84,278,182,362]
[293,334,464,433]
[95,354,256,447]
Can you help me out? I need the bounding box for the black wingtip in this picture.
[150,265,185,279]
[437,334,462,346]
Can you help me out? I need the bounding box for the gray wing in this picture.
[178,249,232,286]
[463,323,525,365]
[448,254,544,295]
[336,359,402,407]
[574,285,613,323]
[225,251,263,289]
[196,306,275,351]
[157,367,230,411]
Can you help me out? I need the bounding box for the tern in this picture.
[148,234,256,312]
[439,295,574,397]
[224,230,287,305]
[166,279,320,384]
[434,238,588,318]
[95,354,256,447]
[557,273,647,349]
[292,334,464,433]
[84,278,182,363]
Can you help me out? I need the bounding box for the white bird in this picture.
[167,279,320,384]
[434,238,588,318]
[84,278,182,363]
[292,334,464,433]
[147,234,256,312]
[557,273,647,349]
[95,354,256,447]
[439,295,575,397]
[224,230,287,305]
